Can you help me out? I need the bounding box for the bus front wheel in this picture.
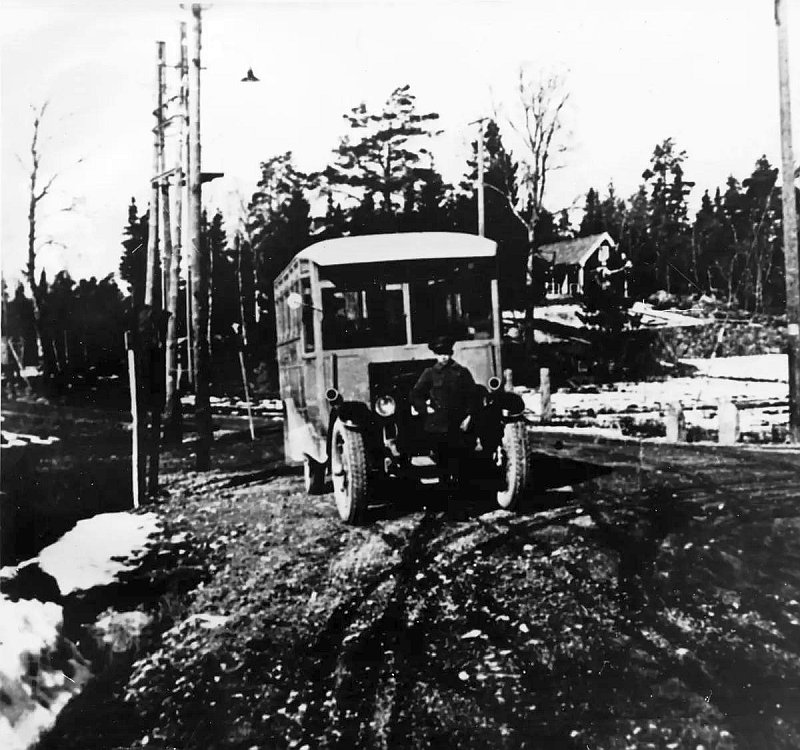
[331,420,369,524]
[495,421,531,511]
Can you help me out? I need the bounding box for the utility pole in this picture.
[145,44,162,309]
[146,40,167,497]
[477,119,486,237]
[190,3,212,469]
[776,0,800,442]
[164,21,188,444]
[469,117,488,237]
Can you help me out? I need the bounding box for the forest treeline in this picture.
[3,84,797,390]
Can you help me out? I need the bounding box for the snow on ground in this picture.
[1,512,160,748]
[681,353,789,382]
[37,512,160,596]
[0,432,60,448]
[0,595,90,750]
[0,599,62,684]
[181,394,283,413]
[505,303,710,331]
[0,598,79,750]
[520,355,790,439]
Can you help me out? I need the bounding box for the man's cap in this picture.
[429,335,455,355]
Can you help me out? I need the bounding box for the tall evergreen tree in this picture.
[579,188,603,236]
[641,138,695,294]
[456,119,531,308]
[320,85,441,217]
[119,197,149,308]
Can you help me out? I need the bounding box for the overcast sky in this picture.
[1,0,799,285]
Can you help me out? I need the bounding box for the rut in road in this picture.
[292,489,588,749]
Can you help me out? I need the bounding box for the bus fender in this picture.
[497,391,526,420]
[324,401,373,464]
[333,401,372,430]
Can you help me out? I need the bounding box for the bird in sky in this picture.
[241,68,260,82]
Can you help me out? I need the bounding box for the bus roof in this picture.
[294,232,497,267]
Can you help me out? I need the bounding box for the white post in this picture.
[665,402,686,442]
[717,399,740,445]
[539,367,551,421]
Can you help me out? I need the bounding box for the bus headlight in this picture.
[374,395,396,418]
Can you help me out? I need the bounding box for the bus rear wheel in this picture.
[331,420,369,524]
[495,421,531,511]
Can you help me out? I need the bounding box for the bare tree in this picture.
[507,70,570,246]
[489,70,570,337]
[24,102,59,379]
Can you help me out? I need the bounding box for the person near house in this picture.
[410,335,478,486]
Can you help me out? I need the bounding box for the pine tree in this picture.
[321,85,441,217]
[119,197,149,308]
[642,139,695,294]
[579,188,603,236]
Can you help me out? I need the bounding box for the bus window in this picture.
[410,269,493,343]
[301,278,314,353]
[321,282,405,350]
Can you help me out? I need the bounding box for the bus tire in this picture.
[303,456,326,495]
[495,421,530,511]
[331,419,369,524]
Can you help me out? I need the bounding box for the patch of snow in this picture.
[569,515,596,528]
[0,688,75,750]
[681,354,788,382]
[36,512,160,595]
[0,598,62,683]
[93,610,152,654]
[1,432,60,448]
[0,597,79,750]
[184,613,230,630]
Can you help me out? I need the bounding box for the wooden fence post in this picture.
[540,367,552,421]
[665,401,686,442]
[718,399,740,445]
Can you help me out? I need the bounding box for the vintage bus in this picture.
[274,232,531,523]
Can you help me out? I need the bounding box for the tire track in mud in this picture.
[290,441,799,748]
[293,496,583,748]
[295,510,447,748]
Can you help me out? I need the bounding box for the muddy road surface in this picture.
[35,430,800,750]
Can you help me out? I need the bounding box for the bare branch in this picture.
[484,182,531,233]
[34,172,59,204]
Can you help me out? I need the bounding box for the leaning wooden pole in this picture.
[164,21,188,444]
[236,233,256,441]
[190,4,212,469]
[776,0,800,443]
[126,332,141,509]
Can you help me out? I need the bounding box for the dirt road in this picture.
[31,428,800,750]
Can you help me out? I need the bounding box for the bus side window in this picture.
[302,278,314,353]
[276,290,285,343]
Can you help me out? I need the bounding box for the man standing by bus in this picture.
[411,335,478,488]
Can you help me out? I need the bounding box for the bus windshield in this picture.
[319,259,494,350]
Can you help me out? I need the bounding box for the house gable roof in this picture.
[538,232,615,267]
